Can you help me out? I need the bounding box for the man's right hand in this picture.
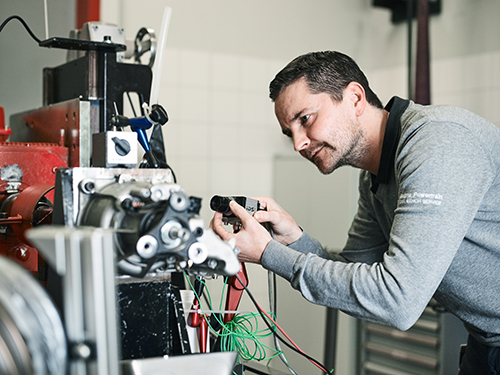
[252,197,303,246]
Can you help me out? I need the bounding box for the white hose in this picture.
[149,6,172,106]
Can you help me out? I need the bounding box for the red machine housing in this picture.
[0,107,68,273]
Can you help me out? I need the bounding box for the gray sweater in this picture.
[261,98,500,346]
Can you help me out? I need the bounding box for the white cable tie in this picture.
[187,309,252,315]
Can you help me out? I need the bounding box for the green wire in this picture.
[183,274,232,338]
[184,273,284,367]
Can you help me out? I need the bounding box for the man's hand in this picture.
[252,197,302,246]
[209,197,302,263]
[210,201,272,264]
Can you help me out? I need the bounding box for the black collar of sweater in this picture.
[370,96,410,194]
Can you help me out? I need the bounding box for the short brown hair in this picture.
[269,51,383,109]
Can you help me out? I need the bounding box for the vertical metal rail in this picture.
[28,226,121,375]
[407,0,414,100]
[323,308,338,372]
[415,0,431,105]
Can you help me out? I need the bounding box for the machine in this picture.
[0,16,239,375]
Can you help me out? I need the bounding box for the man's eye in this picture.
[300,114,310,124]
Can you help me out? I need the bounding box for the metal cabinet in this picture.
[358,302,468,375]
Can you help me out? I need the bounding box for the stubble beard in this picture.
[310,123,368,175]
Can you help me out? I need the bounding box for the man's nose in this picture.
[293,131,309,152]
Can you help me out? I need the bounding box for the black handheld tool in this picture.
[210,196,261,225]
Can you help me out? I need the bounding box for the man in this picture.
[210,51,500,374]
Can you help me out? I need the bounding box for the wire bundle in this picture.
[185,273,334,374]
[185,275,282,364]
[219,313,283,363]
[236,274,333,374]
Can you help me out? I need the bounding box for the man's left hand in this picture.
[210,201,272,264]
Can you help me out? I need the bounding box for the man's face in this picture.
[274,78,368,174]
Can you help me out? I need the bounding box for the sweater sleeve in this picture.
[261,231,348,281]
[260,119,496,330]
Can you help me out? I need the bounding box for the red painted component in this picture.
[18,104,81,167]
[15,246,31,261]
[0,141,68,272]
[11,183,54,246]
[199,316,208,353]
[0,143,68,191]
[0,107,12,142]
[187,298,201,328]
[187,296,210,353]
[223,262,248,324]
[76,0,100,29]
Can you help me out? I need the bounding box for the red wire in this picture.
[254,301,329,373]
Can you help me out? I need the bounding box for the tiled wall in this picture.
[369,49,500,126]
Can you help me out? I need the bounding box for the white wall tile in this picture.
[163,120,180,157]
[175,158,209,190]
[491,50,500,88]
[463,52,494,91]
[391,65,409,99]
[179,50,210,88]
[370,65,408,102]
[209,160,241,193]
[433,57,464,94]
[211,53,240,90]
[239,56,270,93]
[239,127,273,159]
[178,86,209,122]
[369,69,387,103]
[486,88,500,125]
[239,92,274,127]
[209,125,242,159]
[177,122,209,158]
[162,47,181,86]
[239,160,272,195]
[210,90,241,125]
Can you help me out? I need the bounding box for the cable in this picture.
[184,274,283,365]
[0,15,42,44]
[268,270,299,375]
[236,274,333,374]
[125,92,138,117]
[266,224,299,374]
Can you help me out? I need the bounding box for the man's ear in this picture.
[345,82,367,117]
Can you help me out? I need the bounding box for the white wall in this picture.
[0,1,75,121]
